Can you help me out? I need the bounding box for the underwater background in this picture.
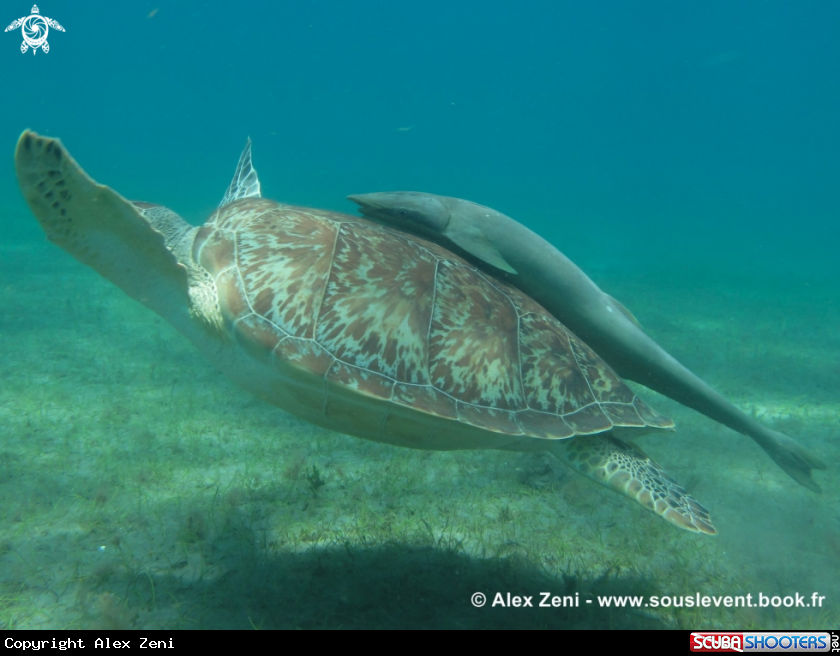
[0,0,838,629]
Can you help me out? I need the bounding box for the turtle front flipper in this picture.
[219,138,261,207]
[15,130,193,330]
[551,434,717,535]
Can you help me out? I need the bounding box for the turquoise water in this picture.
[1,1,837,629]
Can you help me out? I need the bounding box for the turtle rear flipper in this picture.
[552,434,717,535]
[15,130,192,326]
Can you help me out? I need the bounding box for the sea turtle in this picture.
[15,130,715,534]
[348,192,826,492]
[4,5,65,55]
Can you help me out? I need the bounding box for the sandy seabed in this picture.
[0,234,837,630]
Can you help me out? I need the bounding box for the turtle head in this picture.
[347,192,451,235]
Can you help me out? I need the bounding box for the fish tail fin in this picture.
[750,425,826,492]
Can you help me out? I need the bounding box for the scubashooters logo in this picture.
[690,632,831,652]
[4,5,65,55]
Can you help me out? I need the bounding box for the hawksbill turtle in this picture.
[4,5,64,55]
[15,130,716,534]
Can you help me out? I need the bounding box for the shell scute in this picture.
[518,312,596,415]
[568,332,634,404]
[429,260,524,411]
[326,360,395,401]
[236,207,336,339]
[600,402,646,427]
[234,313,283,362]
[273,336,335,378]
[215,268,249,321]
[457,402,522,435]
[562,404,613,434]
[194,225,235,272]
[514,409,574,439]
[392,384,459,421]
[316,223,435,384]
[634,398,675,429]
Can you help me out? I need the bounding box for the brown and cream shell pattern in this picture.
[192,198,673,445]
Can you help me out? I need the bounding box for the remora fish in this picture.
[347,191,825,491]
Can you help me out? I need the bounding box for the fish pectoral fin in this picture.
[606,294,642,328]
[447,226,518,274]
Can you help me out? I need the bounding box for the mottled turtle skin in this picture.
[15,130,716,534]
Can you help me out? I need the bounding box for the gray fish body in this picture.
[348,191,825,491]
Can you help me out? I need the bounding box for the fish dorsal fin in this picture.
[606,294,642,328]
[446,226,518,274]
[219,138,261,208]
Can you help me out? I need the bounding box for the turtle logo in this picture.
[5,5,65,55]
